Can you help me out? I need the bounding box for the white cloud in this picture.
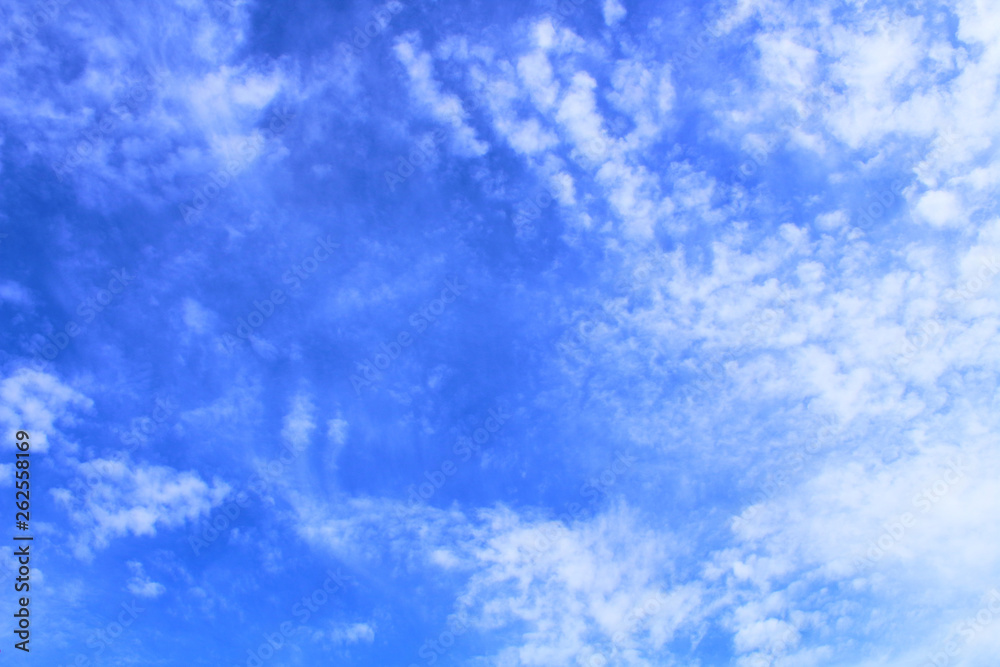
[607,60,674,146]
[0,368,93,453]
[454,505,705,666]
[179,375,263,441]
[282,392,315,451]
[720,429,1000,664]
[53,459,230,559]
[325,414,349,472]
[322,621,376,645]
[181,297,215,334]
[394,33,488,157]
[501,116,559,155]
[126,560,166,598]
[327,416,348,446]
[602,0,626,26]
[0,280,32,306]
[756,32,818,95]
[733,617,798,654]
[914,190,963,227]
[556,71,610,162]
[185,64,285,132]
[291,491,708,664]
[0,0,363,224]
[816,209,848,230]
[517,50,559,111]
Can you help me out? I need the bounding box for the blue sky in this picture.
[2,0,1000,664]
